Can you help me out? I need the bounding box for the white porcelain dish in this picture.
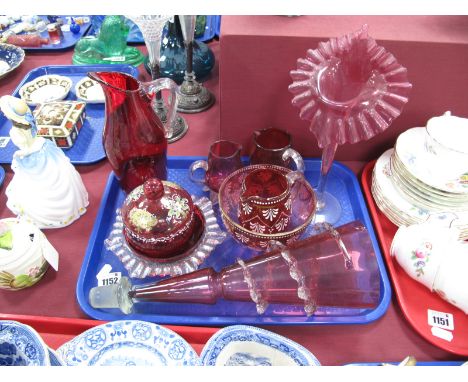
[19,74,72,106]
[200,325,321,366]
[371,149,468,239]
[75,77,105,104]
[57,320,200,366]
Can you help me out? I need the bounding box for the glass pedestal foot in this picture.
[313,191,342,225]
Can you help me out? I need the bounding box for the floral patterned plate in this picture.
[395,127,468,195]
[200,325,320,366]
[0,43,25,80]
[0,320,50,366]
[371,149,468,239]
[57,320,200,366]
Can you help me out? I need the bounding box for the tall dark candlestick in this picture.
[176,15,215,114]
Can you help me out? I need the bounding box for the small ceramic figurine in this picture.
[0,96,89,229]
[0,218,59,290]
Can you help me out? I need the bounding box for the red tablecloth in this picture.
[0,39,464,366]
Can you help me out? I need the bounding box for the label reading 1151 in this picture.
[428,309,454,331]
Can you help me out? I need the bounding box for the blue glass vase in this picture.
[144,16,215,85]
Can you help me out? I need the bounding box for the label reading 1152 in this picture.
[101,276,120,286]
[96,264,121,287]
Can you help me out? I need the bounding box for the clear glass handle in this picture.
[189,159,209,185]
[285,170,304,189]
[282,148,305,173]
[145,77,179,139]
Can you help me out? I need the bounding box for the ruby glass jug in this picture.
[89,71,179,193]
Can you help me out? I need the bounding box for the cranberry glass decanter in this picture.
[90,220,380,316]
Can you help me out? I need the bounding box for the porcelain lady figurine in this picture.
[0,96,89,228]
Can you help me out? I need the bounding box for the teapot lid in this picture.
[121,178,194,238]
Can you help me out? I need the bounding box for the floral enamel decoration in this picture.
[411,241,432,277]
[275,217,290,232]
[128,208,158,232]
[241,203,252,215]
[165,194,190,221]
[262,208,279,222]
[249,222,266,234]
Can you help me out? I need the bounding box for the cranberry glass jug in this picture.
[89,72,178,193]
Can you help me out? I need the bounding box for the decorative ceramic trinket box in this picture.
[33,101,86,149]
[0,218,59,291]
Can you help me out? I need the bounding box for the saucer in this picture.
[390,156,468,211]
[75,77,105,103]
[371,149,468,239]
[19,74,72,106]
[57,320,200,366]
[395,127,468,194]
[200,325,320,366]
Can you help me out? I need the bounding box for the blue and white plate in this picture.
[200,325,321,366]
[0,43,25,80]
[0,320,50,366]
[47,347,64,366]
[57,320,200,366]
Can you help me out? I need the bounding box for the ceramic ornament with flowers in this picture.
[289,24,412,224]
[391,217,468,314]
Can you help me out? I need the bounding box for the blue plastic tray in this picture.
[0,64,138,165]
[5,16,91,51]
[0,165,4,187]
[76,158,391,326]
[195,15,217,42]
[215,16,221,37]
